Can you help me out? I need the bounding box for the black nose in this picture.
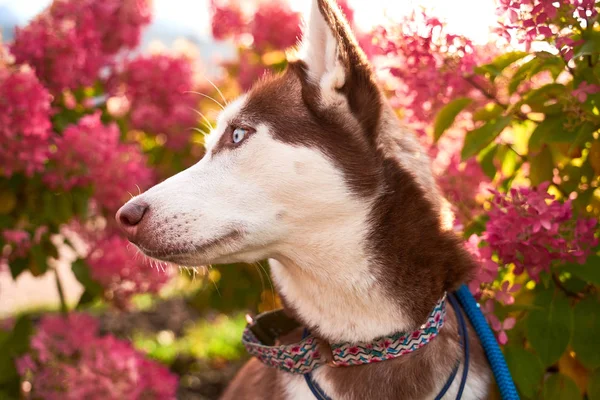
[115,201,148,238]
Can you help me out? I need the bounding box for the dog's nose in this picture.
[115,201,148,238]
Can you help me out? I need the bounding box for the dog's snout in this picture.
[115,201,148,238]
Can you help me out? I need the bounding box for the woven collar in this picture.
[242,293,447,374]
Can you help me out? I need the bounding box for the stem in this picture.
[54,268,68,315]
[464,75,529,121]
[552,273,583,299]
[507,144,527,161]
[550,182,570,199]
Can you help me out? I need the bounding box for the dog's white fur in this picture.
[122,1,489,398]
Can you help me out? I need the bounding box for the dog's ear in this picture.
[296,0,381,138]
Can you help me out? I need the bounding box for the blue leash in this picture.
[455,284,519,400]
[304,285,519,399]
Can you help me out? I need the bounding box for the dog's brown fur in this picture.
[220,0,490,398]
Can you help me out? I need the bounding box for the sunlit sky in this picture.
[0,0,497,44]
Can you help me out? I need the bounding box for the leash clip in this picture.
[318,339,340,368]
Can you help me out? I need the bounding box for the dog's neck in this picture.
[268,195,415,344]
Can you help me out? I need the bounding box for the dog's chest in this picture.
[280,370,339,400]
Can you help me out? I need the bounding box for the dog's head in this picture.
[116,0,469,310]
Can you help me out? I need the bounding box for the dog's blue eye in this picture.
[232,127,247,144]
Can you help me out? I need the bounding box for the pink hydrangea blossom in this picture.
[369,12,483,128]
[44,112,153,212]
[495,281,521,305]
[496,0,596,49]
[114,54,198,150]
[210,0,301,51]
[437,156,490,224]
[572,81,600,102]
[0,66,53,177]
[481,300,516,345]
[210,0,246,41]
[464,234,500,297]
[250,1,301,51]
[86,232,171,309]
[11,0,151,93]
[17,313,178,400]
[484,183,598,281]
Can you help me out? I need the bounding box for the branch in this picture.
[464,75,529,121]
[552,273,584,299]
[54,268,69,315]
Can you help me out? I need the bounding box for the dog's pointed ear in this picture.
[297,0,381,138]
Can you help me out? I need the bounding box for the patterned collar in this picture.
[242,293,447,374]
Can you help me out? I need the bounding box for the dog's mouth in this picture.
[135,230,244,265]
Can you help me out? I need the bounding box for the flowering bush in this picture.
[0,0,204,396]
[0,0,599,398]
[17,313,178,400]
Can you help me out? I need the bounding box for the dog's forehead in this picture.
[207,70,313,150]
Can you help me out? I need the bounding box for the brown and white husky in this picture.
[116,0,492,398]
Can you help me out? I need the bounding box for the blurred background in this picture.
[1,0,599,399]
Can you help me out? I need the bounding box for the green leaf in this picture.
[560,255,600,285]
[529,146,554,185]
[29,244,48,276]
[473,103,504,122]
[572,296,600,369]
[8,257,28,280]
[461,116,512,161]
[509,53,564,95]
[77,288,98,308]
[71,259,103,300]
[500,145,520,177]
[573,38,600,59]
[504,346,545,399]
[589,369,600,400]
[542,374,582,400]
[569,122,596,154]
[523,83,567,112]
[477,143,498,179]
[433,98,472,141]
[509,57,542,95]
[475,51,529,80]
[529,117,568,153]
[0,316,33,385]
[526,290,573,367]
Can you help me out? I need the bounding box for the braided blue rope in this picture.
[455,285,520,400]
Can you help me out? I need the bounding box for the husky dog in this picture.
[116,0,492,398]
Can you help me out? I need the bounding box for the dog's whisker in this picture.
[189,127,210,137]
[189,107,215,130]
[257,261,277,308]
[203,75,229,106]
[207,264,221,297]
[185,91,225,110]
[251,262,267,299]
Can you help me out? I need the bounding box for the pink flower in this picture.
[85,231,171,309]
[496,0,594,49]
[464,235,500,297]
[11,0,151,93]
[370,12,483,126]
[437,156,490,224]
[481,300,516,345]
[0,66,53,177]
[572,81,600,102]
[44,112,153,212]
[210,0,246,41]
[250,1,301,51]
[113,54,198,150]
[495,281,522,305]
[484,183,598,281]
[17,313,178,400]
